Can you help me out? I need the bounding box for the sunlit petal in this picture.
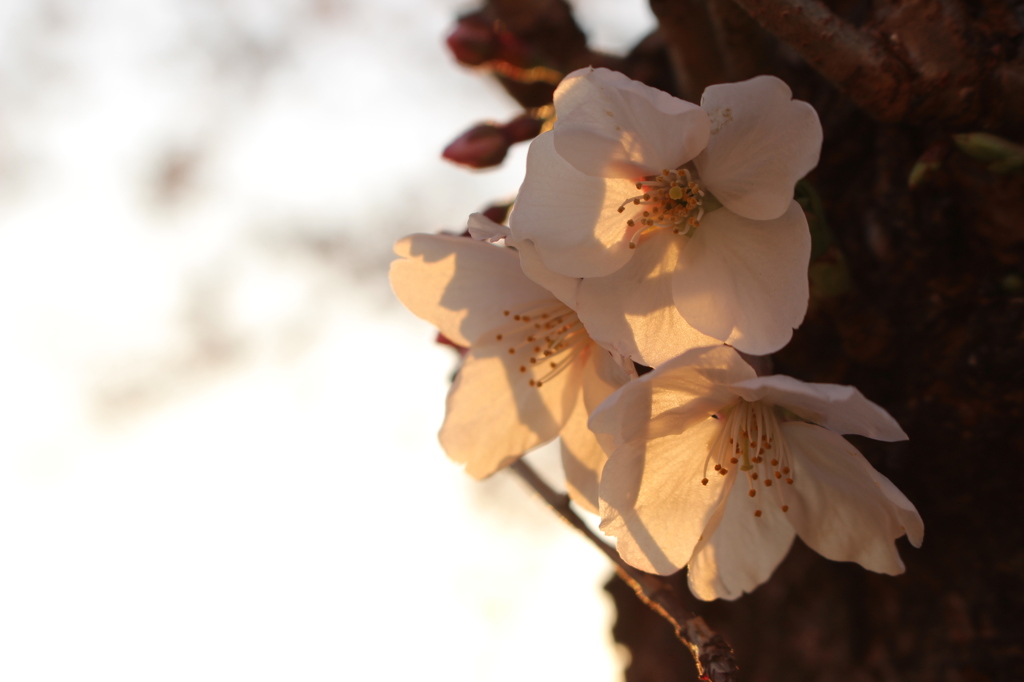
[575,230,721,367]
[589,345,752,449]
[441,339,584,479]
[687,477,795,601]
[599,417,731,575]
[559,348,629,512]
[510,132,641,278]
[390,233,553,347]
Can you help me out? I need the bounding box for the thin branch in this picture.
[509,459,740,682]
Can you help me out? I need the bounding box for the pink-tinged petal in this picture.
[671,201,811,355]
[575,229,722,367]
[511,237,580,310]
[581,346,635,414]
[560,346,632,513]
[687,478,796,601]
[861,463,924,548]
[584,348,638,457]
[695,75,823,220]
[391,233,553,347]
[553,67,710,177]
[781,422,922,574]
[467,212,510,243]
[589,345,753,449]
[440,336,585,479]
[599,417,731,575]
[560,393,604,513]
[509,132,643,278]
[727,375,909,442]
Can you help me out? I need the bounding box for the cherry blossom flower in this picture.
[390,230,632,511]
[509,68,822,358]
[474,212,722,367]
[589,345,923,600]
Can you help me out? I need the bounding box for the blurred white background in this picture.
[0,0,654,679]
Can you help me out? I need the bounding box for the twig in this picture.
[509,459,740,682]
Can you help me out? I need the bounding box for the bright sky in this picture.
[0,0,655,679]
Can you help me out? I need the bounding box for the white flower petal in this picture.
[559,348,628,513]
[553,67,710,178]
[510,132,646,278]
[671,200,811,355]
[440,338,585,479]
[510,237,580,310]
[467,212,511,242]
[599,417,731,575]
[727,375,909,441]
[781,422,922,574]
[687,478,796,601]
[589,345,753,449]
[575,229,722,367]
[390,233,553,347]
[695,75,823,220]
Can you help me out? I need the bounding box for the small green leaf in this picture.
[953,132,1024,173]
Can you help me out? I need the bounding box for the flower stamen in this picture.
[706,399,797,520]
[497,301,591,390]
[620,167,706,249]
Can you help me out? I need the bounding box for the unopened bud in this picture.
[493,30,530,68]
[501,114,543,143]
[443,124,510,169]
[446,16,498,66]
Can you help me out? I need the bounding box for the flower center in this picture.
[616,167,706,249]
[494,301,590,389]
[702,399,795,518]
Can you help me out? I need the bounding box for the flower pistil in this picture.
[617,167,707,248]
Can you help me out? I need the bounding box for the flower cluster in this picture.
[391,67,922,600]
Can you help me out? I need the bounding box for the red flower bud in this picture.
[442,124,510,169]
[501,114,543,144]
[446,17,498,66]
